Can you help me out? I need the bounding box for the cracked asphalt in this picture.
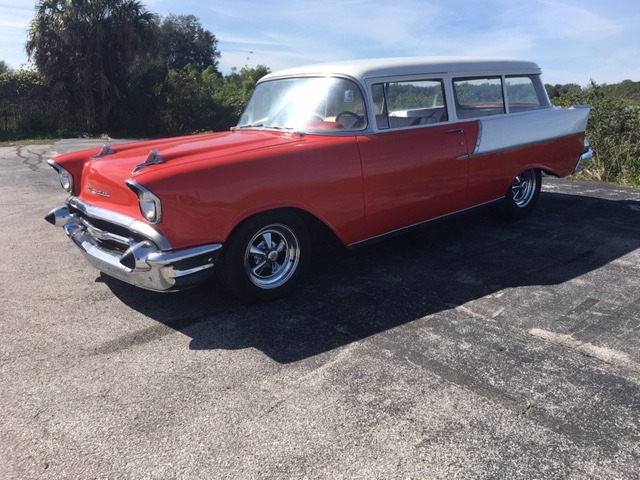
[1,139,639,479]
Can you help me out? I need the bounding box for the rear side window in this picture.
[453,77,504,119]
[453,75,549,119]
[505,75,548,112]
[372,79,448,129]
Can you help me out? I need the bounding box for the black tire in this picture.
[503,169,541,220]
[217,211,310,302]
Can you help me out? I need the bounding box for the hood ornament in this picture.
[92,143,115,158]
[132,149,164,174]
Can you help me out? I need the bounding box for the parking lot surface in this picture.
[1,139,639,479]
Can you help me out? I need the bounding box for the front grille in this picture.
[94,237,130,254]
[68,207,151,254]
[64,196,171,252]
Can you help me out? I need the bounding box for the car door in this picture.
[357,122,475,238]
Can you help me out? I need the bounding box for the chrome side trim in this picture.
[473,119,483,154]
[66,197,171,251]
[348,197,503,248]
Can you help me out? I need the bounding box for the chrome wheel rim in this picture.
[511,170,537,208]
[244,224,301,289]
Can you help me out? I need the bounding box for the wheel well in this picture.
[232,207,344,250]
[293,208,345,250]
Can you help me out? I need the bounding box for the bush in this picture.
[0,69,73,140]
[552,82,640,186]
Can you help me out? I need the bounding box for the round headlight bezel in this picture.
[126,179,162,224]
[59,170,73,192]
[48,160,74,193]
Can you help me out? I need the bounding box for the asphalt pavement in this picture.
[1,139,639,479]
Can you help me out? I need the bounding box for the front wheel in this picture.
[503,169,541,220]
[217,211,310,302]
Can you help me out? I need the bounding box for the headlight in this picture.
[58,170,73,192]
[48,160,74,193]
[126,180,162,224]
[139,191,161,222]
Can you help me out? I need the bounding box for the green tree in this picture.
[26,0,157,133]
[155,64,270,136]
[216,65,270,118]
[0,61,11,74]
[602,80,640,105]
[157,65,226,134]
[159,14,220,71]
[120,13,221,135]
[545,83,583,99]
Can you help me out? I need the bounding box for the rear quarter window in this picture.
[505,75,548,112]
[453,77,504,119]
[453,75,549,119]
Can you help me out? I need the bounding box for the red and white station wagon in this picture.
[46,57,592,301]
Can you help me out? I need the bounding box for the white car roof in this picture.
[261,56,542,83]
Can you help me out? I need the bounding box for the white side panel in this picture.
[475,106,590,154]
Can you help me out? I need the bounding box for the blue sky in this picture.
[1,0,639,85]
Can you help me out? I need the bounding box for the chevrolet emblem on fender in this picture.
[87,186,111,198]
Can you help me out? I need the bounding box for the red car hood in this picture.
[93,130,301,177]
[75,130,303,212]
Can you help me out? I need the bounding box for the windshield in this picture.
[237,77,367,132]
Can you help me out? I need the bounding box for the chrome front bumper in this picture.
[46,198,222,292]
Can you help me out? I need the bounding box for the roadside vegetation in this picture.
[1,0,638,186]
[547,82,640,186]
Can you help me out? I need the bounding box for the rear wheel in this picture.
[218,211,310,302]
[504,168,541,219]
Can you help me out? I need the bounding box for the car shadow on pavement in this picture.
[103,190,640,363]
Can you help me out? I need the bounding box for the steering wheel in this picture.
[335,111,363,129]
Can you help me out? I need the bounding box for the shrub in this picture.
[552,82,640,186]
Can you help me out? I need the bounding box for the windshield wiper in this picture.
[233,123,296,132]
[234,123,264,130]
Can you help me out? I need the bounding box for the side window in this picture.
[506,75,548,112]
[372,79,448,129]
[453,77,504,119]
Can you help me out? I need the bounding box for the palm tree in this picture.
[26,0,157,132]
